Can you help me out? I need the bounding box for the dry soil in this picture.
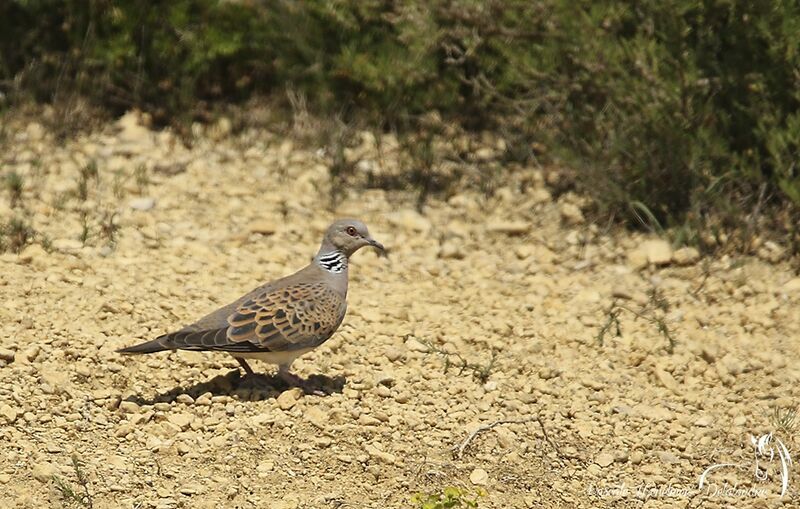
[1,113,799,508]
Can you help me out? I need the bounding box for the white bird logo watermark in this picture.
[699,433,792,497]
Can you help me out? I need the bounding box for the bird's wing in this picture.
[226,281,347,351]
[150,281,346,353]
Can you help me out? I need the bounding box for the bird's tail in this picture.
[117,338,168,355]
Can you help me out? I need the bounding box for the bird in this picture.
[118,218,385,387]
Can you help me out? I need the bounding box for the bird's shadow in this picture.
[126,370,345,406]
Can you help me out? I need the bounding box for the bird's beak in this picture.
[368,238,386,254]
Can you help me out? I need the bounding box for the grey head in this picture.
[315,219,384,273]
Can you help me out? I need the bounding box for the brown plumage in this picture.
[118,219,384,383]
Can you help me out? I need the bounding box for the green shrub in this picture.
[2,0,799,241]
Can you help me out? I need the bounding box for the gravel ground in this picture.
[1,113,799,508]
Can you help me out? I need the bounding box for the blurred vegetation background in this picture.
[1,0,798,252]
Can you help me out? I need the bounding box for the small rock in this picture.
[559,202,585,225]
[52,238,84,252]
[374,372,395,386]
[256,460,274,473]
[195,393,212,406]
[758,241,785,263]
[439,239,465,260]
[657,451,681,464]
[384,347,405,362]
[364,445,396,464]
[641,239,672,265]
[783,278,800,293]
[117,110,152,144]
[357,414,381,426]
[119,401,140,414]
[18,244,48,267]
[672,246,700,265]
[611,288,633,300]
[0,349,15,363]
[304,407,327,429]
[405,338,429,352]
[0,404,18,423]
[129,197,156,211]
[653,367,680,394]
[630,451,644,464]
[247,220,276,236]
[32,462,56,483]
[474,147,495,161]
[469,468,489,486]
[179,485,199,496]
[386,210,431,233]
[487,221,530,236]
[720,353,745,376]
[627,249,648,270]
[595,453,614,467]
[374,385,392,398]
[694,415,713,427]
[276,388,303,410]
[633,404,673,422]
[168,413,194,430]
[176,394,195,405]
[529,187,552,204]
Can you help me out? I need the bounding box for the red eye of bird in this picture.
[346,226,357,236]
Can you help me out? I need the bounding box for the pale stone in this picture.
[559,202,585,225]
[0,404,18,423]
[168,413,194,430]
[469,468,489,485]
[595,453,614,467]
[130,197,156,211]
[672,246,700,265]
[119,401,140,414]
[641,239,672,265]
[487,221,530,235]
[783,278,800,292]
[32,462,57,483]
[386,210,431,233]
[247,220,277,235]
[276,388,303,410]
[0,349,15,362]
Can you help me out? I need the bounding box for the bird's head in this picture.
[323,219,385,257]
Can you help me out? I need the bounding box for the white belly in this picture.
[230,347,314,366]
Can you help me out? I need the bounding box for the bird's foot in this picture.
[278,369,325,396]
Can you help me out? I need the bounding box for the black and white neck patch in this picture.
[318,251,348,273]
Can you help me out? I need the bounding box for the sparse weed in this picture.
[411,486,484,509]
[689,259,713,298]
[79,211,91,246]
[40,233,53,252]
[99,210,120,247]
[52,191,70,211]
[0,217,35,253]
[81,160,99,181]
[323,122,357,207]
[420,338,498,383]
[75,160,98,202]
[52,454,93,508]
[134,164,149,195]
[597,286,676,353]
[4,170,24,208]
[111,170,127,200]
[771,406,797,436]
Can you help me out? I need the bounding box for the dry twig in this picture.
[452,415,551,459]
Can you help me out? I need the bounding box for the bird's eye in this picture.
[346,226,357,236]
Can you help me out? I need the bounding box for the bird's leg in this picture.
[236,358,255,376]
[278,363,325,395]
[277,363,304,386]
